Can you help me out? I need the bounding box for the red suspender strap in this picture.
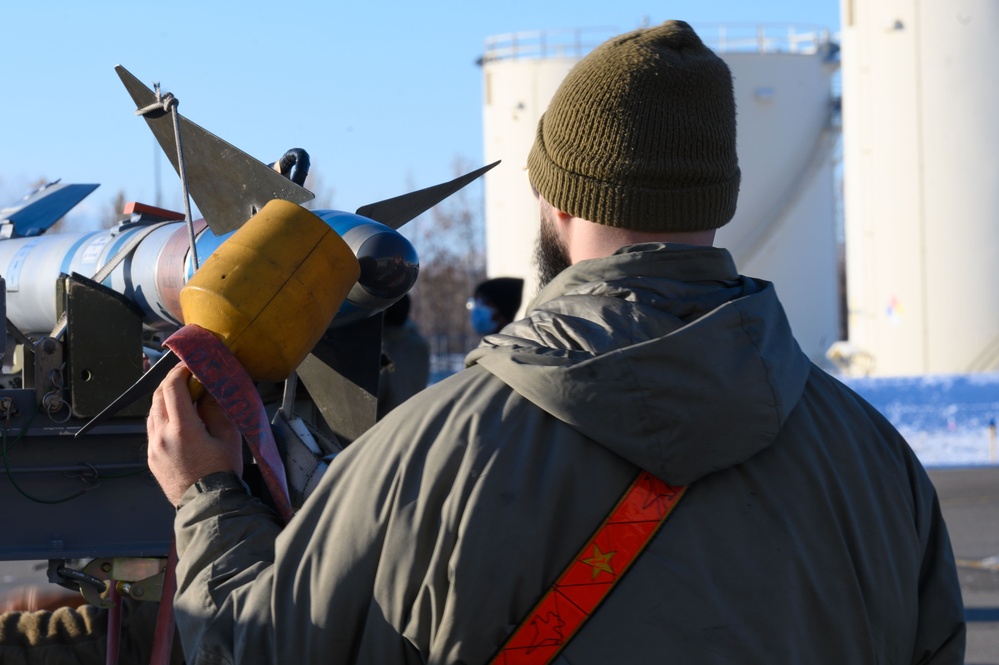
[490,470,687,665]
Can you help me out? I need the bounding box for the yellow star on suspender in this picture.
[582,544,616,580]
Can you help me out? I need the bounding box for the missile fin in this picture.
[115,65,314,235]
[75,349,180,437]
[295,315,383,444]
[355,161,500,229]
[0,182,99,237]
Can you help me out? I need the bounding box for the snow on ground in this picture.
[842,372,999,468]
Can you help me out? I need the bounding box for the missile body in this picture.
[0,209,417,335]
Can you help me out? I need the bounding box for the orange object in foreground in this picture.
[179,198,361,383]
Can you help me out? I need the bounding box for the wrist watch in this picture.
[193,471,249,495]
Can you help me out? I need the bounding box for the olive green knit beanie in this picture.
[527,20,740,232]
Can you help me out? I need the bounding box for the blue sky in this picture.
[3,0,840,230]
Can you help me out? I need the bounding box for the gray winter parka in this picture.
[172,243,965,664]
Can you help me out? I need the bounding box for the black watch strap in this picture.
[193,471,249,495]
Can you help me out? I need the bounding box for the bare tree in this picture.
[405,157,487,372]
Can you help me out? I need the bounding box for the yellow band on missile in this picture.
[179,199,361,382]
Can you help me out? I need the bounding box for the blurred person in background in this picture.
[467,277,524,336]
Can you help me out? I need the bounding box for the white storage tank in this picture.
[480,29,609,297]
[481,24,842,366]
[840,0,999,376]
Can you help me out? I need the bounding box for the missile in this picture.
[0,203,418,337]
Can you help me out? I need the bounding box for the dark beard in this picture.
[533,211,571,289]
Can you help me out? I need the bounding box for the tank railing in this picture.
[704,23,834,54]
[481,24,835,63]
[481,27,618,63]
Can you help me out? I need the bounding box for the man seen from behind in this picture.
[147,20,965,664]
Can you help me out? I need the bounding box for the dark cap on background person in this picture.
[527,20,740,233]
[474,277,524,323]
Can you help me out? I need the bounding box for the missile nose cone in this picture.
[355,231,418,299]
[312,210,421,325]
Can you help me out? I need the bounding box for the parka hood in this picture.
[465,244,811,485]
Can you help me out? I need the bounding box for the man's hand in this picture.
[147,362,243,506]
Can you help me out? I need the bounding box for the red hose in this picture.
[148,539,179,665]
[105,584,121,665]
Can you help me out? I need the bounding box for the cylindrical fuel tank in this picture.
[841,0,999,375]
